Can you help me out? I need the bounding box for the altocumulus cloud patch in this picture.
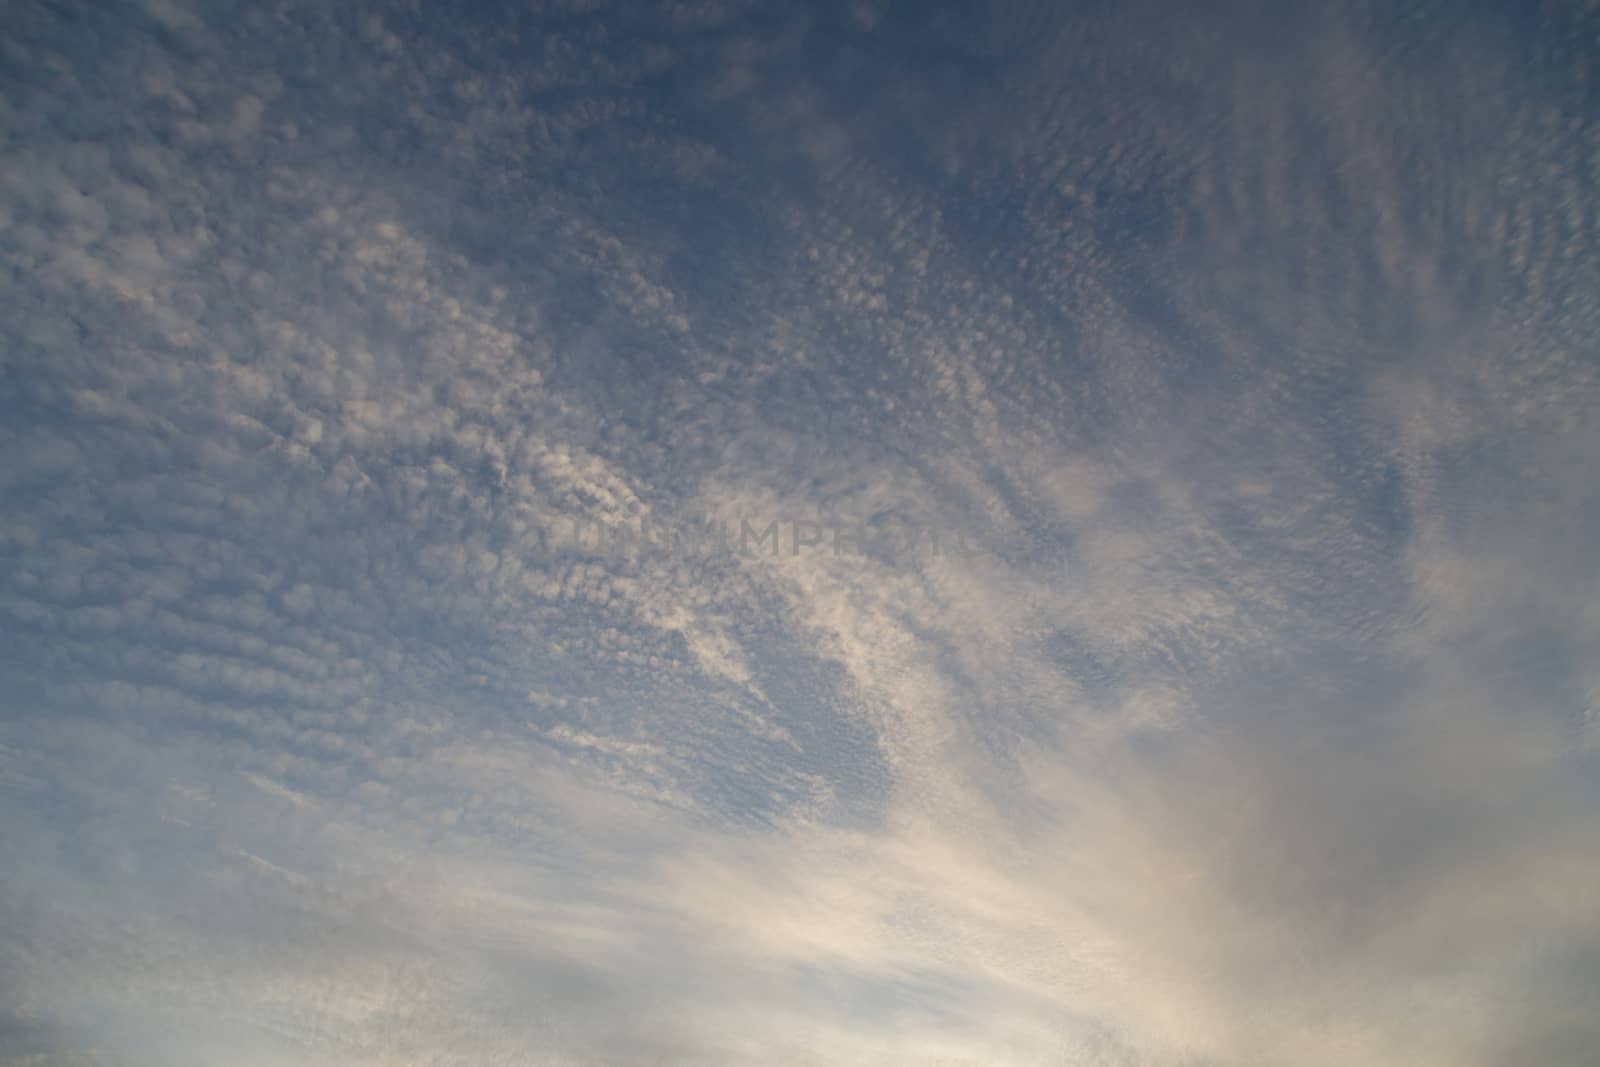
[3,1,1600,1065]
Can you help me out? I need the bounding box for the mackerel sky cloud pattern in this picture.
[3,1,1599,1064]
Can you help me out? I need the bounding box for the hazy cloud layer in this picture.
[4,1,1599,1064]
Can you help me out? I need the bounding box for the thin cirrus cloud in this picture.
[2,0,1598,1064]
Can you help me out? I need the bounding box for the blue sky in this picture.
[3,1,1599,1064]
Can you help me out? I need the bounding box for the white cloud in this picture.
[3,1,1599,1065]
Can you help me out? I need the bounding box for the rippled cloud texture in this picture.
[4,1,1599,1064]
